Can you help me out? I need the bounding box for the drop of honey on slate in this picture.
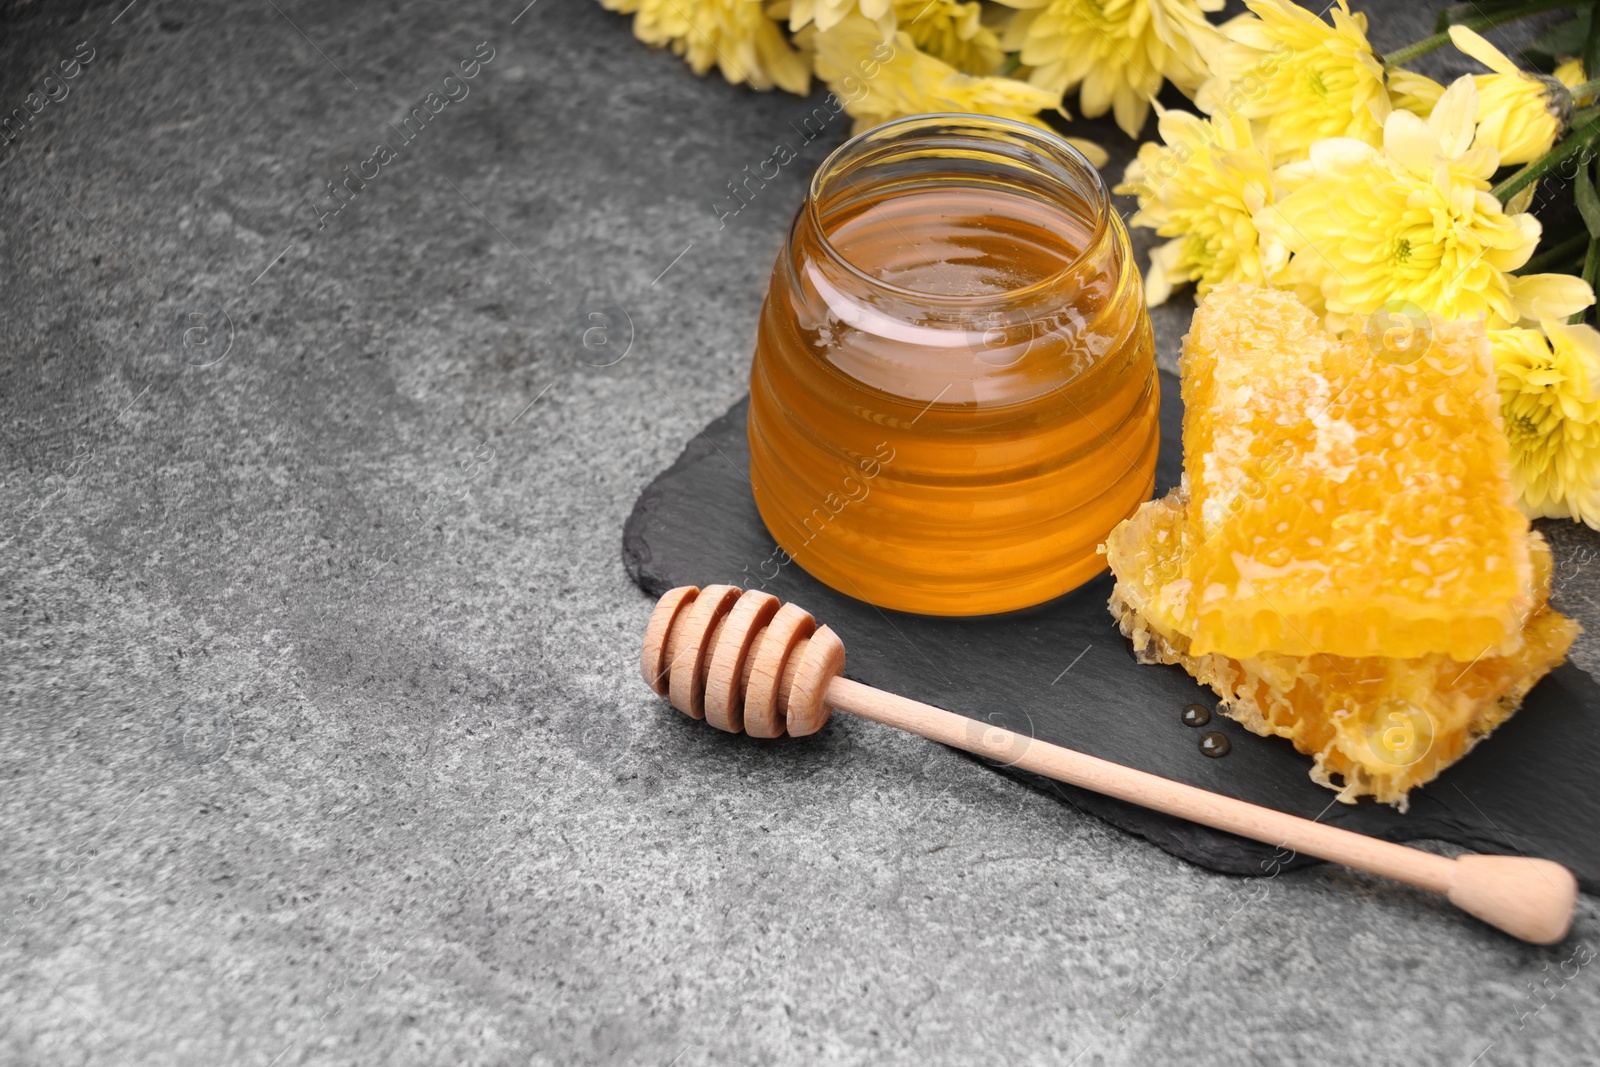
[1199,732,1231,758]
[1181,703,1212,728]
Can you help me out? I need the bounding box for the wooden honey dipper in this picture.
[642,585,1580,944]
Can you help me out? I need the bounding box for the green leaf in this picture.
[1575,238,1600,323]
[1576,158,1600,236]
[1585,3,1600,85]
[1438,0,1551,27]
[1530,9,1591,62]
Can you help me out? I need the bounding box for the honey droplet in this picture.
[1199,732,1231,758]
[1181,703,1211,728]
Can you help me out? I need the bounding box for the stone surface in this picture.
[2,1,1599,1066]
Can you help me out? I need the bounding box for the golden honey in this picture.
[748,115,1158,615]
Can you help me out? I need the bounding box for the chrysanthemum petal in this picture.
[1448,25,1519,76]
[1383,108,1439,173]
[1512,274,1597,324]
[1427,75,1479,159]
[810,16,1091,141]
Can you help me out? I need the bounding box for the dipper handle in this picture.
[641,585,1578,944]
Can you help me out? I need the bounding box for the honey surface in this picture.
[749,177,1158,615]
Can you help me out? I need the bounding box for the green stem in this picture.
[1493,114,1600,203]
[1381,0,1582,66]
[1571,77,1600,103]
[1518,231,1590,274]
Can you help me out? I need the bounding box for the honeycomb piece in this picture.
[1180,286,1535,662]
[1106,490,1578,807]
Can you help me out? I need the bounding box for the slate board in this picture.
[623,371,1600,890]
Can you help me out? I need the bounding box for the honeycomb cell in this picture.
[1178,286,1535,662]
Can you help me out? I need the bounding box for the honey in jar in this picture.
[748,114,1158,615]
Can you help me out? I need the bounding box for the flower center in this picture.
[1502,400,1551,450]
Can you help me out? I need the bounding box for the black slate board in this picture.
[623,371,1600,890]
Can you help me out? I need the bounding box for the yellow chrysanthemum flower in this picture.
[1195,0,1388,164]
[894,0,1003,76]
[601,0,810,93]
[1116,110,1283,305]
[994,0,1224,138]
[1493,322,1600,528]
[1260,77,1592,333]
[1448,26,1571,165]
[810,15,1108,164]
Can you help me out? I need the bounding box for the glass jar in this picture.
[748,114,1158,616]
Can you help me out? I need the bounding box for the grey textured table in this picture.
[3,1,1599,1064]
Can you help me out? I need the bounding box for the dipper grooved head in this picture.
[640,586,844,736]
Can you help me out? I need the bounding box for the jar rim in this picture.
[805,113,1112,308]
